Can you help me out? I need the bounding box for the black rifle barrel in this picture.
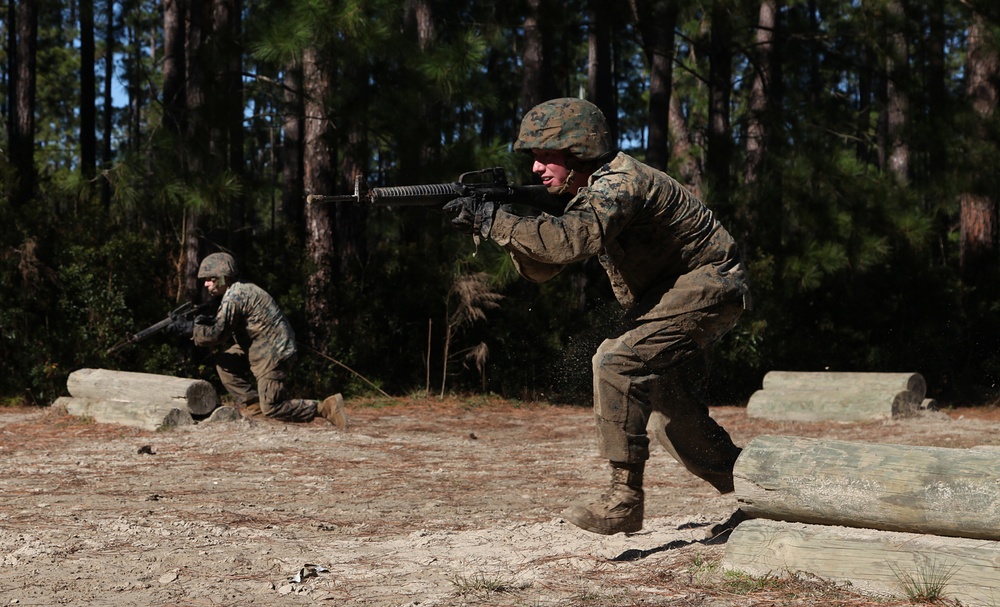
[369,183,455,205]
[369,183,566,215]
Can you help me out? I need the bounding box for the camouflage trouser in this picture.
[592,298,744,493]
[214,344,318,423]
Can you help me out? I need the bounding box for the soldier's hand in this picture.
[194,314,215,326]
[443,197,496,238]
[443,197,478,234]
[167,316,194,336]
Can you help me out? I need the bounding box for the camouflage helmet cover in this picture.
[198,252,238,279]
[514,98,613,162]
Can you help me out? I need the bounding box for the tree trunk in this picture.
[706,0,733,212]
[959,14,999,279]
[587,0,617,144]
[302,46,336,349]
[519,0,551,113]
[80,0,97,179]
[162,0,186,134]
[214,0,247,260]
[281,63,305,225]
[855,37,874,164]
[743,0,776,186]
[182,0,208,302]
[739,0,781,253]
[101,0,115,209]
[628,0,677,172]
[338,123,367,283]
[884,0,909,183]
[400,0,442,180]
[925,0,947,178]
[10,0,38,207]
[124,0,143,152]
[669,93,702,196]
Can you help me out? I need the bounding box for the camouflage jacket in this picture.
[490,152,750,314]
[193,281,297,376]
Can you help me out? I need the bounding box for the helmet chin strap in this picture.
[549,169,577,196]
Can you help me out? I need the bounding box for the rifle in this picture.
[106,298,221,355]
[306,167,568,216]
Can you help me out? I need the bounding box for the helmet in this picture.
[513,98,613,163]
[198,252,238,281]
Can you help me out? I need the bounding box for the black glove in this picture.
[443,197,496,238]
[167,315,194,336]
[194,314,215,326]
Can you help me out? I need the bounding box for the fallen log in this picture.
[66,368,218,416]
[746,388,920,421]
[55,396,194,432]
[734,435,1000,540]
[760,371,926,398]
[723,519,1000,607]
[746,371,926,421]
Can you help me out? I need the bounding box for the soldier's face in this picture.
[205,277,228,297]
[532,149,589,194]
[531,149,572,188]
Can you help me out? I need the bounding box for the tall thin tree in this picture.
[706,0,734,212]
[302,46,336,351]
[519,0,554,113]
[10,0,38,207]
[587,0,617,143]
[80,0,97,179]
[959,12,999,280]
[629,0,678,172]
[883,0,910,183]
[101,0,115,209]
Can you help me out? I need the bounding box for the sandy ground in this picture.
[1,398,997,607]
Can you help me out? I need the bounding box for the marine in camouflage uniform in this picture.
[446,98,750,535]
[186,253,347,428]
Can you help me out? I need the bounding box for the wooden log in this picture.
[746,388,920,421]
[734,435,1000,540]
[55,396,194,432]
[723,519,1000,607]
[760,371,926,398]
[66,368,218,415]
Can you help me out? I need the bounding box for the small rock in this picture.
[202,406,242,424]
[158,572,178,584]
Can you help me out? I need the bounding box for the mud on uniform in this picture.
[490,152,750,493]
[193,281,319,423]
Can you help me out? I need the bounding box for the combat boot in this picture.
[561,461,644,535]
[317,393,348,430]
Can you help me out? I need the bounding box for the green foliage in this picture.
[3,0,1000,409]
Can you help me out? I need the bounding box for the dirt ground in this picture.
[1,397,998,607]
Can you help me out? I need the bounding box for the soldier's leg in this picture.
[646,359,742,493]
[256,360,319,423]
[640,301,745,493]
[215,344,258,406]
[560,333,652,535]
[563,299,743,535]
